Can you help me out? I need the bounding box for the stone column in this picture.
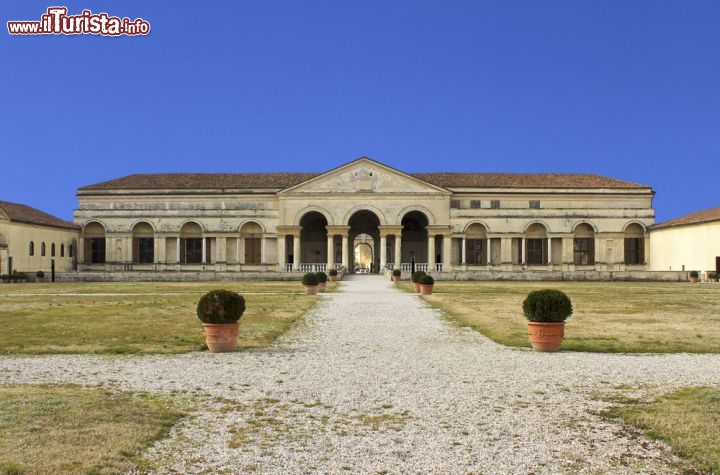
[442,234,452,271]
[341,234,349,269]
[260,236,266,265]
[176,237,181,264]
[327,234,335,269]
[501,237,512,264]
[277,234,286,271]
[394,235,401,268]
[563,236,574,266]
[379,234,387,269]
[461,237,466,264]
[202,237,207,264]
[428,234,436,267]
[521,238,526,264]
[293,233,301,271]
[486,237,492,265]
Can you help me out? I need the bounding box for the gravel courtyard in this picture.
[1,275,719,474]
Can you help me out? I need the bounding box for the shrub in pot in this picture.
[418,274,435,295]
[522,289,573,352]
[689,270,699,284]
[302,272,320,295]
[392,268,401,282]
[0,274,9,283]
[316,271,328,292]
[197,289,246,352]
[36,270,45,283]
[329,268,338,281]
[411,271,426,293]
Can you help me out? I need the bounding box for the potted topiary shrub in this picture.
[302,272,320,295]
[197,289,246,353]
[316,271,328,292]
[36,271,45,283]
[522,289,573,352]
[411,271,426,293]
[329,268,338,282]
[0,274,9,284]
[418,274,434,295]
[689,270,699,284]
[392,268,401,282]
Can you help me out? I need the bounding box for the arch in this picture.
[400,210,430,263]
[179,220,204,235]
[83,222,106,265]
[132,221,155,264]
[238,220,265,234]
[41,242,46,257]
[51,242,56,257]
[130,220,156,234]
[623,222,646,265]
[573,222,595,265]
[239,221,264,265]
[60,243,65,258]
[571,221,598,234]
[623,222,646,234]
[573,222,595,237]
[464,221,490,235]
[398,205,436,226]
[524,222,548,237]
[525,222,548,265]
[29,241,34,256]
[342,205,387,226]
[83,221,107,235]
[348,211,382,273]
[294,207,333,226]
[464,223,488,265]
[300,211,328,264]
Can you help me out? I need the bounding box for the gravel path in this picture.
[2,275,719,474]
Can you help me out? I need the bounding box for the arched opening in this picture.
[466,223,487,265]
[401,211,429,264]
[83,222,106,264]
[240,222,263,265]
[348,210,381,273]
[573,223,595,265]
[29,241,34,256]
[624,223,645,265]
[300,212,328,264]
[525,223,548,265]
[180,222,203,264]
[132,222,155,264]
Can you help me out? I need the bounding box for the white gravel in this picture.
[1,275,719,474]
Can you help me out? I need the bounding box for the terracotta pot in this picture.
[527,322,565,352]
[318,282,327,292]
[413,283,421,293]
[690,277,698,284]
[330,276,337,282]
[203,323,239,353]
[36,277,45,283]
[419,284,433,295]
[304,284,319,295]
[392,276,401,283]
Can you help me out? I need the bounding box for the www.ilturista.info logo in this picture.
[7,7,150,36]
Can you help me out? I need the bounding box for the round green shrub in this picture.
[418,275,434,285]
[316,271,328,283]
[689,270,699,278]
[36,270,44,278]
[522,289,573,323]
[328,269,338,276]
[411,270,426,283]
[197,289,245,324]
[392,269,401,276]
[301,273,319,286]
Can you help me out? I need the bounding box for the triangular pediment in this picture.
[278,157,450,195]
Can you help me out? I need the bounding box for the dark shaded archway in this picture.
[348,210,381,273]
[300,211,328,264]
[401,211,429,263]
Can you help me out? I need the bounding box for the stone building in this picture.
[650,206,720,278]
[73,158,655,279]
[0,200,79,277]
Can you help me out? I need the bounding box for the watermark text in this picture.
[8,7,151,36]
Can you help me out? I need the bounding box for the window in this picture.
[51,243,56,257]
[41,242,46,256]
[136,238,154,264]
[90,238,105,264]
[29,241,34,256]
[470,200,482,209]
[245,237,261,264]
[69,244,74,258]
[182,238,203,264]
[529,200,540,209]
[450,200,461,208]
[466,239,486,265]
[490,200,501,209]
[60,244,65,257]
[526,239,547,265]
[624,238,644,264]
[573,238,595,265]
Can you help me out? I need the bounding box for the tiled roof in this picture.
[0,200,79,230]
[652,206,720,230]
[79,172,649,191]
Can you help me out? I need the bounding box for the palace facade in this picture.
[72,158,655,278]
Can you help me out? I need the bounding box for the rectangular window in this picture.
[135,238,155,264]
[182,238,203,264]
[90,238,105,264]
[466,239,486,265]
[450,200,461,208]
[624,238,644,264]
[526,239,547,265]
[573,238,595,265]
[529,200,540,209]
[245,237,261,264]
[470,200,482,209]
[491,200,501,209]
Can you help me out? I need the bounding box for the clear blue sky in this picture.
[2,1,718,222]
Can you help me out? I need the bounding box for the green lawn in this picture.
[0,281,326,354]
[408,281,720,353]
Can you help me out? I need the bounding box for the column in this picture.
[461,237,466,264]
[216,237,227,263]
[202,237,207,264]
[341,234,349,269]
[501,237,512,264]
[176,237,181,264]
[487,237,492,265]
[563,236,574,265]
[327,234,335,269]
[379,234,387,269]
[428,235,436,267]
[277,234,286,270]
[293,233,301,271]
[260,236,266,265]
[394,235,401,268]
[521,237,526,264]
[442,234,452,271]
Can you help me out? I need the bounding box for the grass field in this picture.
[407,281,720,353]
[0,281,326,354]
[0,384,188,475]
